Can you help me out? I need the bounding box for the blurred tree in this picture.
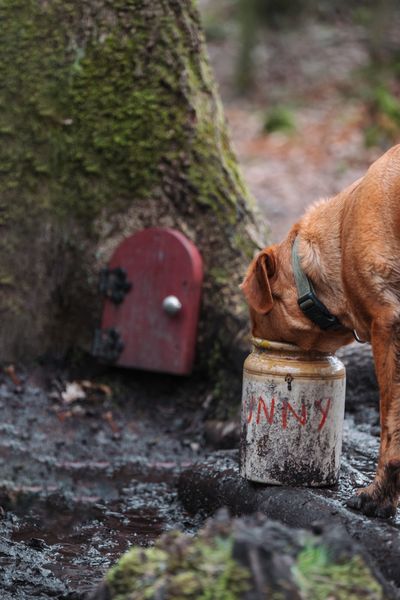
[235,0,304,94]
[360,0,400,145]
[236,0,259,93]
[0,0,265,398]
[366,0,397,67]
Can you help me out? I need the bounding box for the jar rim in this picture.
[252,337,302,352]
[251,337,332,356]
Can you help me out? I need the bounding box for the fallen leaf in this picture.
[4,365,21,387]
[80,380,112,398]
[96,384,112,397]
[61,382,86,404]
[103,411,119,434]
[56,410,72,422]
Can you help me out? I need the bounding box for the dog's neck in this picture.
[297,198,344,294]
[293,179,362,332]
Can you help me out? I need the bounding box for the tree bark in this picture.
[0,0,265,395]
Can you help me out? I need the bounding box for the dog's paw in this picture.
[346,491,397,518]
[347,460,400,518]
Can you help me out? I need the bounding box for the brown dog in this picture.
[241,144,400,518]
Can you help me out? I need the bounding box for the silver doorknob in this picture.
[162,295,182,315]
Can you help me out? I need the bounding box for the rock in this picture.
[178,447,400,599]
[90,510,386,600]
[27,537,46,551]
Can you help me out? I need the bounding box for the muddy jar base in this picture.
[240,338,346,488]
[240,464,340,488]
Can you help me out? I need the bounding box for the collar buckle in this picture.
[298,291,342,331]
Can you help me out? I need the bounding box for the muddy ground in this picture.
[0,365,207,599]
[0,346,399,599]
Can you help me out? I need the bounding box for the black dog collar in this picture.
[291,236,342,331]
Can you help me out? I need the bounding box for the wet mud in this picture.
[1,343,398,599]
[0,366,206,599]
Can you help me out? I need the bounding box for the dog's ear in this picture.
[240,247,276,314]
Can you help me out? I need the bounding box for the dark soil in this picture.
[0,364,207,599]
[1,343,400,599]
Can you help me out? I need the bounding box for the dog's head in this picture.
[241,243,352,353]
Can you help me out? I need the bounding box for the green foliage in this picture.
[254,0,305,24]
[263,106,296,134]
[373,86,400,122]
[352,6,374,27]
[203,15,231,42]
[294,542,384,600]
[364,84,400,147]
[353,1,400,147]
[106,530,251,600]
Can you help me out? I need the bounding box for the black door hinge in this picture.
[99,267,132,304]
[92,328,124,362]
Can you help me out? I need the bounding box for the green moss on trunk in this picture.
[0,0,265,390]
[0,0,256,222]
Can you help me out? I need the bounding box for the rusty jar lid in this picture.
[247,337,345,377]
[251,337,335,356]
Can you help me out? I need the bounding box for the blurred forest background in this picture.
[199,0,400,241]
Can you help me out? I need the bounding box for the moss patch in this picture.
[0,1,181,225]
[100,517,386,600]
[0,0,252,229]
[263,106,296,134]
[106,530,251,600]
[294,542,384,600]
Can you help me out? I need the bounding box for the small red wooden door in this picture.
[94,228,203,375]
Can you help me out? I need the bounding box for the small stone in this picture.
[28,537,46,550]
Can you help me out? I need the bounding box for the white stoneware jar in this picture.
[240,338,346,487]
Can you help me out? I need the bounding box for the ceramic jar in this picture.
[240,338,346,487]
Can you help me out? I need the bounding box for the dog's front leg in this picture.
[348,317,400,518]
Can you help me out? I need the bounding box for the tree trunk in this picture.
[0,0,265,396]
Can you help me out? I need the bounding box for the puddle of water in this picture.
[4,492,166,594]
